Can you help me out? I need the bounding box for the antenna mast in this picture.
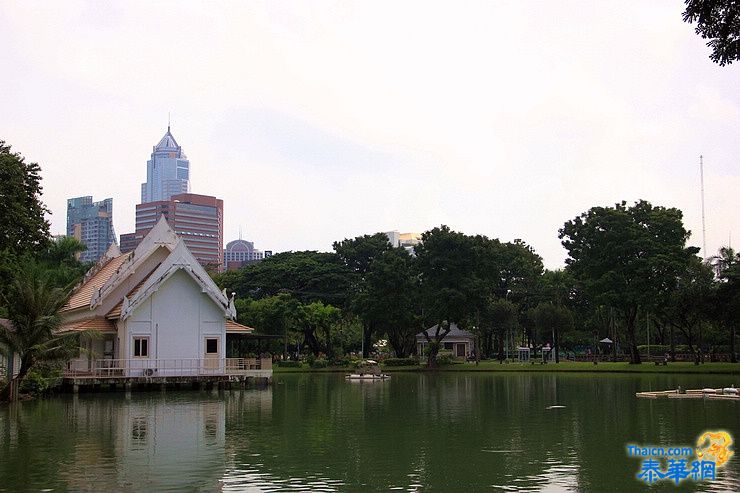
[700,155,707,260]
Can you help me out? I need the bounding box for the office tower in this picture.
[141,126,190,203]
[120,193,223,271]
[66,196,117,263]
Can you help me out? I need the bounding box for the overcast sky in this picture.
[1,1,738,268]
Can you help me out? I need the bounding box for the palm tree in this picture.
[0,262,79,401]
[709,246,738,278]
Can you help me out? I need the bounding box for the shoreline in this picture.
[274,361,740,375]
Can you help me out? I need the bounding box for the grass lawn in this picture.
[274,361,740,374]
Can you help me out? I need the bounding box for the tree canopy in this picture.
[683,0,740,66]
[0,141,51,256]
[559,200,698,363]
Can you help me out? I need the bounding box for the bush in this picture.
[384,357,419,367]
[310,358,329,369]
[19,365,62,395]
[276,360,302,368]
[436,351,456,366]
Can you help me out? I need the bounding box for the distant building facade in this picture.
[120,193,223,271]
[224,238,269,271]
[385,231,422,255]
[67,196,117,263]
[141,126,190,203]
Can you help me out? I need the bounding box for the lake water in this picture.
[1,373,739,492]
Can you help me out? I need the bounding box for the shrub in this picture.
[19,365,62,395]
[436,351,456,366]
[310,358,329,369]
[276,360,302,368]
[384,357,419,367]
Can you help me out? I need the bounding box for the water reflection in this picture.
[0,374,738,492]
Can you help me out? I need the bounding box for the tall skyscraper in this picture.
[120,193,223,270]
[141,126,190,203]
[66,196,117,263]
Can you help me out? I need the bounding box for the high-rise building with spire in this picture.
[121,126,224,271]
[141,126,190,203]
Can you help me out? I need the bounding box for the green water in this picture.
[1,373,739,492]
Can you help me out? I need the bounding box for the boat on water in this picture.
[636,385,739,400]
[345,360,390,381]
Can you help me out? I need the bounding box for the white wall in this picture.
[123,269,225,375]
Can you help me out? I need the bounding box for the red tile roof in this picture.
[226,320,255,333]
[63,253,132,312]
[57,317,116,334]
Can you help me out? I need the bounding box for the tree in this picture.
[0,263,79,401]
[529,303,574,363]
[682,0,740,66]
[415,226,479,367]
[363,247,419,357]
[298,301,342,358]
[0,141,51,255]
[559,200,698,364]
[39,236,89,289]
[486,298,518,361]
[663,257,714,355]
[0,141,52,311]
[234,293,300,359]
[213,251,353,307]
[334,233,393,356]
[710,246,740,362]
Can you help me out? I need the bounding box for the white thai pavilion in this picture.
[60,216,267,378]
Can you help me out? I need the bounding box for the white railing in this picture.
[64,357,272,378]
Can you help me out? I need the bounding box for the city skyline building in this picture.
[141,126,191,203]
[385,230,422,255]
[120,193,224,271]
[224,235,272,271]
[66,196,117,263]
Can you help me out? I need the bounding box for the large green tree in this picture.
[415,226,480,367]
[486,298,518,361]
[0,141,51,255]
[528,302,574,363]
[682,0,740,66]
[214,251,352,307]
[559,200,698,364]
[363,247,419,357]
[0,141,52,313]
[298,301,342,358]
[333,233,393,356]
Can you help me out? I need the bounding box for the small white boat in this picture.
[346,360,390,381]
[345,373,391,380]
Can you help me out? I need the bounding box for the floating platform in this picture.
[636,388,739,400]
